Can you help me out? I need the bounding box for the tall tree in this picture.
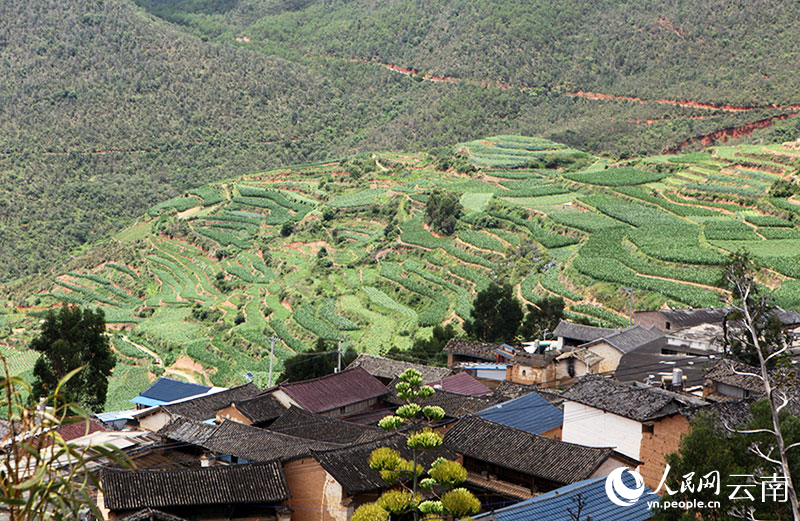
[518,296,565,341]
[30,306,115,413]
[719,251,800,520]
[424,190,463,236]
[464,282,524,343]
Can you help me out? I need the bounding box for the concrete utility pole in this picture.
[623,288,634,326]
[336,338,343,373]
[267,336,279,387]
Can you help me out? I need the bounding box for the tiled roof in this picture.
[158,417,340,461]
[561,375,706,422]
[465,472,535,500]
[615,337,712,387]
[444,416,617,485]
[655,307,729,328]
[157,417,217,445]
[132,378,212,406]
[159,383,260,422]
[346,353,452,383]
[431,372,492,396]
[55,417,108,442]
[312,434,456,495]
[704,359,766,394]
[103,461,289,511]
[492,381,540,401]
[582,325,664,355]
[227,392,287,424]
[267,406,385,444]
[476,392,563,435]
[681,398,755,434]
[442,339,502,360]
[513,352,555,368]
[555,347,604,366]
[475,474,654,521]
[552,321,620,343]
[205,420,341,462]
[278,367,388,414]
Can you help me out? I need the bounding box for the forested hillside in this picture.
[2,137,800,409]
[3,0,800,282]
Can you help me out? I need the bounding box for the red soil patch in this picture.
[665,113,799,153]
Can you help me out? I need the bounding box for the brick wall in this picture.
[638,414,691,490]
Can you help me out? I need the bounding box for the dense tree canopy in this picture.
[424,190,463,236]
[280,338,357,382]
[464,282,524,343]
[30,306,115,412]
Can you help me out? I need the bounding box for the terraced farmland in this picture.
[2,136,800,409]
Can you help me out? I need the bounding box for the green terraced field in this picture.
[4,138,800,409]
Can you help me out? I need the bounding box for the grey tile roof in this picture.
[681,398,755,433]
[444,416,617,485]
[442,339,503,360]
[704,359,766,394]
[102,461,290,511]
[227,392,287,425]
[158,383,260,422]
[346,353,452,383]
[552,321,620,343]
[312,434,456,495]
[561,375,706,422]
[492,381,540,401]
[615,337,713,387]
[656,307,730,328]
[267,405,385,444]
[158,417,341,462]
[582,325,665,355]
[117,508,188,521]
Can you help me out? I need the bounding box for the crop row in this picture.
[578,228,722,285]
[612,186,720,217]
[744,214,793,227]
[107,263,138,279]
[193,226,250,249]
[562,310,616,329]
[417,295,451,327]
[147,195,200,216]
[294,304,343,340]
[570,304,629,328]
[55,280,119,306]
[189,187,225,206]
[540,267,583,301]
[758,227,800,239]
[628,225,726,265]
[328,188,386,208]
[319,299,360,331]
[548,210,623,233]
[236,185,312,214]
[487,210,578,249]
[231,197,292,224]
[572,256,720,307]
[361,286,418,329]
[565,167,665,186]
[399,220,495,268]
[457,230,506,252]
[268,319,309,353]
[703,219,760,241]
[580,194,683,227]
[683,183,763,198]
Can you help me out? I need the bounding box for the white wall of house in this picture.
[561,401,643,461]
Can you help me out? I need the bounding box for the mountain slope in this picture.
[2,136,800,410]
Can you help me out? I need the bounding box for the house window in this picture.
[521,369,527,377]
[567,359,576,378]
[642,423,654,434]
[665,321,671,330]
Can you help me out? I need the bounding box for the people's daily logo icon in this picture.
[605,467,646,507]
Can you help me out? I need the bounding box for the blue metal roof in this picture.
[476,474,655,521]
[476,391,563,435]
[131,377,211,406]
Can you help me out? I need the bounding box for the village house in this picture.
[574,325,665,374]
[442,338,506,367]
[560,375,707,489]
[444,416,641,504]
[634,307,729,332]
[552,321,620,349]
[429,371,493,396]
[504,352,555,385]
[345,353,452,385]
[703,359,765,400]
[99,462,292,521]
[134,383,260,432]
[217,367,387,424]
